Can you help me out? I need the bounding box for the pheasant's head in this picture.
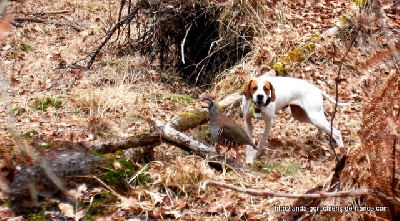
[198,95,215,109]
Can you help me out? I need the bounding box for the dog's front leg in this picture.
[254,118,274,160]
[242,97,257,164]
[244,115,256,164]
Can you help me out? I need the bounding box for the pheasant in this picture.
[199,95,257,160]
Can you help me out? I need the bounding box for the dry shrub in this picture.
[150,155,215,196]
[70,86,132,117]
[68,57,177,138]
[210,61,256,100]
[125,0,275,86]
[342,71,398,219]
[315,71,399,220]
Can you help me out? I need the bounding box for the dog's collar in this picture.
[250,97,271,118]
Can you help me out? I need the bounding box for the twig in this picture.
[91,92,242,153]
[115,0,126,42]
[201,180,400,206]
[127,164,148,184]
[329,28,359,162]
[14,17,46,23]
[181,24,192,64]
[85,175,124,199]
[86,6,140,69]
[126,0,132,43]
[328,27,358,193]
[34,10,71,15]
[153,119,215,155]
[201,180,371,198]
[374,1,400,63]
[60,15,85,31]
[14,17,85,32]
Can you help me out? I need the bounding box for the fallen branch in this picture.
[34,10,71,15]
[154,119,214,156]
[91,118,215,156]
[91,133,161,154]
[87,92,245,169]
[153,120,244,170]
[13,17,85,32]
[91,92,242,154]
[89,117,244,170]
[201,180,400,206]
[168,92,241,132]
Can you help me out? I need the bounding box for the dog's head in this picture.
[242,79,276,109]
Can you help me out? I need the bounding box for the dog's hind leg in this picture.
[308,110,344,147]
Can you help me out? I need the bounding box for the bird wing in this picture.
[215,113,257,148]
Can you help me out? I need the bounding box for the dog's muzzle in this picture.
[254,94,271,109]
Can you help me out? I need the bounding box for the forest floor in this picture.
[0,0,398,220]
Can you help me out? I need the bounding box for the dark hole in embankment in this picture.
[135,2,252,88]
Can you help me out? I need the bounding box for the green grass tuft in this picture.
[9,107,25,116]
[84,191,116,220]
[255,160,302,176]
[163,94,195,105]
[103,159,153,192]
[21,130,38,139]
[30,96,63,111]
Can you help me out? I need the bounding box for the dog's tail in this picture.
[320,90,351,106]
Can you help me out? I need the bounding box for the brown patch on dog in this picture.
[264,81,276,102]
[243,80,276,102]
[242,80,258,100]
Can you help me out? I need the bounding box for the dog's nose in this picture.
[256,94,264,101]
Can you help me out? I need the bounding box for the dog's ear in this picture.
[269,82,276,102]
[241,80,253,100]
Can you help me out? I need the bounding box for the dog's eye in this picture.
[252,87,257,90]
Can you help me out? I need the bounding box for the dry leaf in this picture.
[0,206,21,220]
[75,210,86,220]
[245,210,263,220]
[118,197,140,209]
[0,16,11,38]
[207,203,223,213]
[112,160,123,170]
[146,190,165,205]
[58,203,75,218]
[269,170,282,181]
[7,217,24,221]
[67,184,87,200]
[207,200,234,214]
[165,209,181,219]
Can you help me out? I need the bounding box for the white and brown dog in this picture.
[241,75,348,164]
